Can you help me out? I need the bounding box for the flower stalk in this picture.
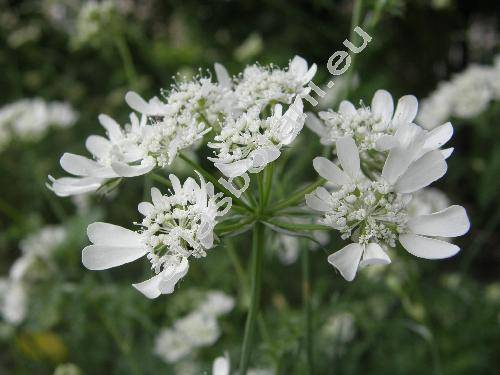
[238,221,265,374]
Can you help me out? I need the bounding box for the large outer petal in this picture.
[87,222,143,246]
[394,150,447,193]
[312,157,350,185]
[336,136,360,180]
[82,244,147,270]
[407,205,470,237]
[327,243,363,281]
[399,234,460,259]
[359,243,391,267]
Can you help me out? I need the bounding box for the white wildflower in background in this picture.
[208,97,305,178]
[417,57,500,129]
[307,135,469,281]
[0,98,77,152]
[0,280,27,325]
[323,312,356,344]
[81,173,231,298]
[211,354,272,375]
[49,113,154,196]
[0,225,67,325]
[155,291,234,364]
[74,0,117,46]
[199,291,235,316]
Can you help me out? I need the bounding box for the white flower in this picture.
[124,75,232,167]
[276,234,300,265]
[49,113,154,196]
[0,98,77,152]
[417,63,497,128]
[234,55,316,110]
[211,354,271,375]
[154,328,193,363]
[0,279,27,325]
[306,89,419,151]
[212,353,230,375]
[174,311,221,347]
[198,291,235,317]
[208,96,305,178]
[81,173,231,298]
[306,136,469,281]
[323,312,356,344]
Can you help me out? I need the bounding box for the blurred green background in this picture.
[0,0,499,373]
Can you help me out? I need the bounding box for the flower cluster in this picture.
[306,92,470,281]
[0,226,67,325]
[49,113,155,196]
[154,291,234,364]
[306,90,454,169]
[417,56,500,129]
[81,173,230,298]
[49,56,314,196]
[0,98,77,152]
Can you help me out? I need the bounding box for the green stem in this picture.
[266,221,331,232]
[239,222,265,374]
[302,244,314,374]
[179,153,253,213]
[150,173,172,188]
[262,163,274,209]
[216,216,256,235]
[269,179,325,213]
[114,35,137,86]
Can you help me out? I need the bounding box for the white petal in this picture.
[371,89,394,123]
[399,234,460,259]
[394,150,447,193]
[98,114,122,142]
[382,146,414,184]
[338,100,356,117]
[158,258,189,294]
[48,176,102,197]
[125,91,153,115]
[150,187,163,207]
[393,95,418,124]
[305,112,326,137]
[441,148,454,159]
[290,55,308,76]
[169,174,182,194]
[327,243,363,281]
[312,157,350,185]
[359,243,391,268]
[303,64,317,83]
[249,147,280,169]
[60,153,108,177]
[111,160,155,177]
[305,191,330,212]
[336,136,360,180]
[138,202,155,216]
[132,273,163,299]
[85,135,111,158]
[214,63,232,88]
[213,355,230,375]
[214,159,252,178]
[423,122,453,151]
[375,135,398,151]
[407,205,470,237]
[87,222,143,246]
[82,244,147,270]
